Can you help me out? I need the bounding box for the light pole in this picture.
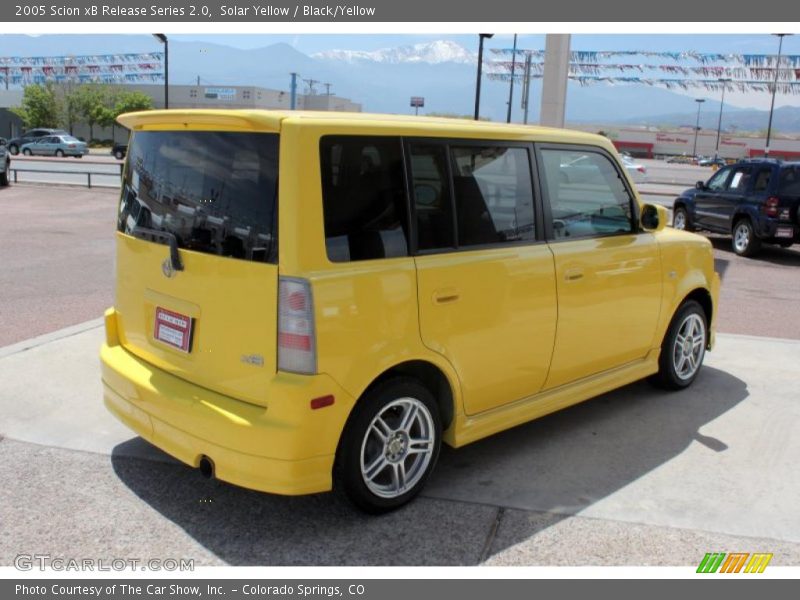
[506,34,518,123]
[714,78,731,160]
[474,33,494,120]
[765,33,792,158]
[153,34,168,109]
[692,98,705,158]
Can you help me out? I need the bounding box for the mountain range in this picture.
[2,35,800,133]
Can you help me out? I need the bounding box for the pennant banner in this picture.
[490,48,800,68]
[486,72,800,95]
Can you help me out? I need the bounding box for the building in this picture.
[0,84,362,143]
[571,124,800,161]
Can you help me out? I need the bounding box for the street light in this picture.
[506,34,518,123]
[474,33,494,120]
[714,78,732,160]
[153,34,168,109]
[692,98,705,158]
[765,33,792,158]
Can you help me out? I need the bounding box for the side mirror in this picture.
[641,203,667,232]
[695,180,706,190]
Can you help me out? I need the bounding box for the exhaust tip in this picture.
[198,456,215,479]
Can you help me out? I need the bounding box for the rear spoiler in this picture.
[117,110,283,133]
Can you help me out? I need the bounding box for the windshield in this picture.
[117,131,279,264]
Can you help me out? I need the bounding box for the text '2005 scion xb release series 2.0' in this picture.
[101,110,720,513]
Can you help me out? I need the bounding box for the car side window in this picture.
[778,167,800,195]
[450,145,535,246]
[539,148,634,240]
[320,136,409,263]
[753,168,772,193]
[706,167,731,192]
[726,167,752,193]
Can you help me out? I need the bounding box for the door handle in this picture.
[432,288,460,304]
[564,268,584,282]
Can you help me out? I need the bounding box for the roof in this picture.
[117,109,607,147]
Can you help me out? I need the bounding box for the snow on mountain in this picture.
[313,40,475,65]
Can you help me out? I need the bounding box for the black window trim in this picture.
[534,142,643,243]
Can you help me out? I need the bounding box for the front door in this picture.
[536,145,662,389]
[410,140,557,416]
[694,166,732,231]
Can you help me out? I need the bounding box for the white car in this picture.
[622,155,647,184]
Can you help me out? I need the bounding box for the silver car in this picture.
[20,134,88,158]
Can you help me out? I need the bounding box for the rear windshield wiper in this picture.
[131,226,184,272]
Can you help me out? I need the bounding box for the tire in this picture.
[55,149,64,157]
[0,170,8,187]
[732,218,761,257]
[22,148,32,156]
[777,240,793,249]
[335,378,442,513]
[114,150,124,160]
[672,206,693,231]
[651,300,708,390]
[8,144,18,155]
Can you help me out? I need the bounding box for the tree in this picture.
[11,83,60,128]
[73,84,109,141]
[114,90,154,116]
[61,86,82,135]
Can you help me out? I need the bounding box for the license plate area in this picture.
[776,227,794,239]
[154,307,194,353]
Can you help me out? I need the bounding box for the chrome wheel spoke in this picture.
[399,402,418,432]
[391,462,407,493]
[407,437,433,455]
[371,417,393,442]
[364,454,390,482]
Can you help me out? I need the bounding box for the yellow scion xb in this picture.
[101,110,720,512]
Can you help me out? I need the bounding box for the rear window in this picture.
[118,131,279,264]
[778,166,800,195]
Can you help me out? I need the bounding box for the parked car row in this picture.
[5,128,128,159]
[673,158,800,257]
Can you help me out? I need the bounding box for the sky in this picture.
[4,33,800,110]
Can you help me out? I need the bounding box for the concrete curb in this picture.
[0,318,104,359]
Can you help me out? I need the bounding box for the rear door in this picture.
[411,140,557,416]
[114,127,280,407]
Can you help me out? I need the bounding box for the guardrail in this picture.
[8,156,124,188]
[9,167,122,188]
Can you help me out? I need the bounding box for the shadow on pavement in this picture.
[111,366,747,565]
[708,236,800,267]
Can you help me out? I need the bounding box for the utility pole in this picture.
[303,78,319,95]
[323,82,332,96]
[289,72,298,109]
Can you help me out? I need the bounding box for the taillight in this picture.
[278,277,316,374]
[765,197,779,218]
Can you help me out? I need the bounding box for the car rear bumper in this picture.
[101,308,356,496]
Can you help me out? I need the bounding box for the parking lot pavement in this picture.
[1,323,799,565]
